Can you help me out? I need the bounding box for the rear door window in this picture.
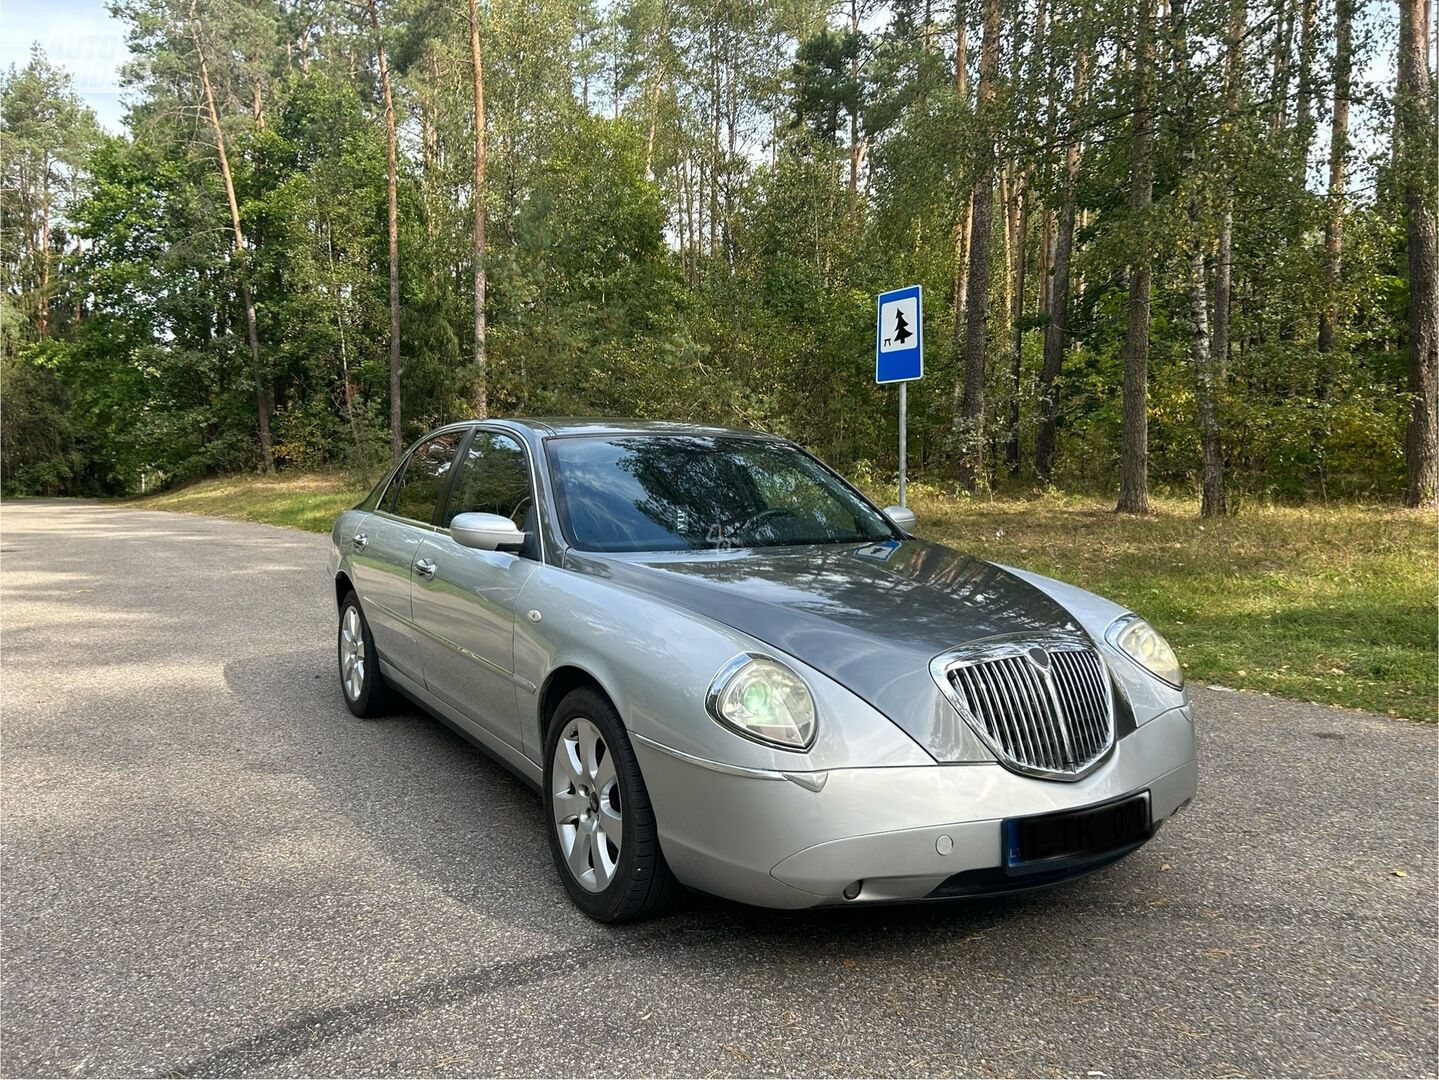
[383,431,464,523]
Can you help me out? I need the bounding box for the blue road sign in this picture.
[876,285,923,384]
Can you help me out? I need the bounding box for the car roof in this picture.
[486,417,781,439]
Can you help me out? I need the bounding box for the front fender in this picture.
[998,563,1191,723]
[512,563,932,774]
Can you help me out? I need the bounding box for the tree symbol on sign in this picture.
[892,307,913,345]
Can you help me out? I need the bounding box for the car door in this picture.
[346,429,464,683]
[410,428,540,749]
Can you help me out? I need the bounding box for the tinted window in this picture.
[546,435,897,553]
[356,469,392,511]
[384,431,463,522]
[444,432,533,530]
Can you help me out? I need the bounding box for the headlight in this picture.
[1106,614,1184,688]
[706,655,817,750]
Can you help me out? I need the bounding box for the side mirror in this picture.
[883,504,917,533]
[451,512,526,552]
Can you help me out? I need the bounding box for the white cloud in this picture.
[0,0,130,131]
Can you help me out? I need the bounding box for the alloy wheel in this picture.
[551,717,623,892]
[340,605,366,701]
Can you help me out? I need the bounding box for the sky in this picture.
[1,0,129,131]
[0,0,1397,184]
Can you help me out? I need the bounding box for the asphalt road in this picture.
[2,500,1435,1078]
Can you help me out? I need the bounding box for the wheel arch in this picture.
[334,570,355,610]
[537,664,618,745]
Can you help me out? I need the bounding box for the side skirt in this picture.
[380,660,544,792]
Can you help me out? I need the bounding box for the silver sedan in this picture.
[328,419,1197,921]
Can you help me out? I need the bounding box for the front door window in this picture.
[444,432,534,541]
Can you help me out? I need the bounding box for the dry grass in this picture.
[128,471,370,534]
[891,485,1436,721]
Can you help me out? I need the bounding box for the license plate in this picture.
[1004,792,1151,870]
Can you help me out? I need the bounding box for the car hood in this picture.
[574,538,1083,760]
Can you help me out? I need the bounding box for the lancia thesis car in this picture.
[328,419,1196,921]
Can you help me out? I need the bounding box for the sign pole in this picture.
[898,382,907,508]
[875,283,922,512]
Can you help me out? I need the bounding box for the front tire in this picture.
[338,590,389,718]
[543,687,681,922]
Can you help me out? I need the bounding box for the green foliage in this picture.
[0,0,1425,510]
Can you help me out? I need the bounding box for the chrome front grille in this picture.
[933,638,1115,780]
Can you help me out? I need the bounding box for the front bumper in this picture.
[634,705,1197,909]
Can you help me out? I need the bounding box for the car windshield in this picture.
[545,434,898,553]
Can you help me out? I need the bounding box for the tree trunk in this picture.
[724,28,738,264]
[420,57,440,242]
[1212,205,1234,375]
[999,165,1013,329]
[1038,13,1057,324]
[38,153,49,338]
[952,191,972,338]
[1316,0,1351,354]
[1036,43,1087,481]
[1268,0,1294,133]
[643,0,668,182]
[1038,209,1052,317]
[1117,0,1156,514]
[954,0,967,98]
[955,0,967,95]
[1399,0,1438,507]
[683,152,696,280]
[950,0,970,337]
[848,0,861,220]
[1293,0,1318,147]
[1211,0,1245,375]
[189,1,274,472]
[1188,237,1226,516]
[1006,0,1044,475]
[578,24,589,111]
[1174,0,1226,516]
[469,0,488,418]
[709,19,719,259]
[955,0,1000,491]
[365,0,403,457]
[1004,169,1028,476]
[326,218,366,464]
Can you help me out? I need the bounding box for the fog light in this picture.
[843,880,862,900]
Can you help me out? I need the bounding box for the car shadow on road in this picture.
[222,646,1155,940]
[207,647,1175,1075]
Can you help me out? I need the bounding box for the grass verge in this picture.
[127,471,369,534]
[899,486,1435,722]
[129,472,1436,720]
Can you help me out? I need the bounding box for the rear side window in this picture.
[444,432,533,530]
[383,431,464,523]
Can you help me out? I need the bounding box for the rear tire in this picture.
[338,590,390,718]
[543,687,682,922]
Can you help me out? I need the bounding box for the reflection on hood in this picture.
[571,537,1081,758]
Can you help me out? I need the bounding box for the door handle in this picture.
[414,558,437,579]
[352,532,368,551]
